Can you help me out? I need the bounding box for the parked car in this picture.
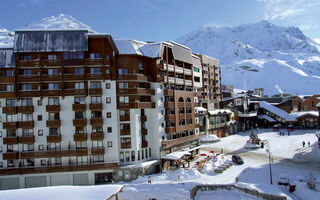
[232,155,244,165]
[278,174,289,186]
[287,125,294,131]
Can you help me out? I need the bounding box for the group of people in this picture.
[279,131,290,136]
[302,141,311,148]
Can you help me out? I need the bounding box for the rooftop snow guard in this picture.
[14,30,88,52]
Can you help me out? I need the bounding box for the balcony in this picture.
[185,80,192,86]
[165,127,176,134]
[142,141,148,148]
[89,103,103,111]
[120,115,130,121]
[86,73,103,80]
[64,89,86,96]
[41,75,62,82]
[118,88,155,95]
[18,59,40,67]
[41,89,63,97]
[120,129,131,136]
[164,102,174,108]
[117,101,155,109]
[18,75,40,82]
[91,148,105,155]
[46,119,61,128]
[46,105,60,112]
[90,118,103,126]
[73,119,87,126]
[72,104,86,111]
[0,77,14,83]
[47,135,62,143]
[184,68,192,75]
[85,58,103,65]
[75,148,88,156]
[18,121,34,128]
[19,135,35,144]
[121,142,131,149]
[41,59,62,66]
[2,106,17,114]
[90,133,104,140]
[89,88,102,95]
[165,114,175,121]
[141,129,148,136]
[63,59,84,66]
[140,115,147,122]
[18,90,40,97]
[73,133,88,141]
[117,74,152,82]
[0,91,16,98]
[2,152,19,160]
[3,137,19,144]
[63,73,84,81]
[175,78,184,85]
[163,89,174,96]
[3,122,17,129]
[175,66,183,74]
[17,106,34,113]
[162,133,205,148]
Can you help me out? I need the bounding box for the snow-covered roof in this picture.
[0,185,124,200]
[238,111,257,117]
[316,102,320,108]
[259,101,289,120]
[114,39,165,58]
[197,107,207,112]
[14,30,88,52]
[208,109,232,115]
[287,111,319,121]
[200,134,220,142]
[169,41,193,64]
[227,120,237,126]
[161,151,191,160]
[258,114,277,122]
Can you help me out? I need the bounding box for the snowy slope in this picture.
[0,27,14,46]
[177,21,320,95]
[21,13,96,32]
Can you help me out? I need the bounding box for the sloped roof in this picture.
[170,41,193,64]
[258,114,277,122]
[14,30,88,52]
[259,101,289,120]
[161,151,191,160]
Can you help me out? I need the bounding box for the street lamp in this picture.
[266,145,273,185]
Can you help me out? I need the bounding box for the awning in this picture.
[208,109,232,115]
[197,107,207,112]
[161,151,191,161]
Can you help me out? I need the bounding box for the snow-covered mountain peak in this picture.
[21,13,96,33]
[0,27,14,46]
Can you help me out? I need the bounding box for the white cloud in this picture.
[314,38,320,45]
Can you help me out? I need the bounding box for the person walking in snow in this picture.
[308,141,310,147]
[148,176,152,184]
[302,141,305,148]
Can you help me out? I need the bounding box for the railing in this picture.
[2,106,17,114]
[185,80,192,86]
[73,119,87,126]
[121,142,131,149]
[142,141,148,148]
[19,135,35,144]
[140,115,147,122]
[162,133,205,148]
[41,59,62,66]
[73,133,88,141]
[89,103,103,111]
[90,133,104,140]
[72,104,87,111]
[164,102,174,108]
[165,114,175,121]
[46,120,61,128]
[46,105,60,112]
[120,115,130,121]
[18,60,40,67]
[90,118,103,126]
[117,102,155,109]
[164,89,174,96]
[120,129,131,136]
[175,78,184,85]
[165,127,176,134]
[85,58,103,65]
[18,121,34,128]
[184,68,192,75]
[89,88,102,95]
[3,137,19,144]
[175,66,183,74]
[141,129,148,136]
[117,74,152,82]
[47,135,62,143]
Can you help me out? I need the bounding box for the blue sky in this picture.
[1,0,319,42]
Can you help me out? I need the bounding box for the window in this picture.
[92,140,103,148]
[119,110,129,116]
[125,151,130,162]
[38,130,43,136]
[6,99,16,107]
[76,141,87,149]
[48,97,59,105]
[91,111,102,118]
[145,149,148,159]
[75,127,86,134]
[93,155,104,163]
[75,82,84,89]
[0,146,2,153]
[0,131,2,137]
[49,128,60,136]
[37,99,42,106]
[193,67,200,72]
[48,69,59,75]
[105,82,111,89]
[119,82,128,89]
[41,160,46,166]
[6,114,17,122]
[107,141,112,147]
[119,96,129,103]
[48,54,58,60]
[77,156,88,164]
[6,84,14,91]
[105,54,110,60]
[92,126,103,133]
[118,68,128,75]
[21,69,32,76]
[50,157,62,165]
[90,53,100,59]
[120,152,124,162]
[20,55,32,60]
[48,83,59,90]
[107,112,111,118]
[106,97,111,104]
[22,129,33,137]
[6,70,13,77]
[138,63,144,74]
[21,98,33,106]
[7,129,16,137]
[74,96,85,104]
[74,68,84,74]
[90,68,101,74]
[107,127,112,133]
[23,144,34,152]
[149,148,151,157]
[90,81,101,89]
[138,150,140,160]
[37,115,42,121]
[75,112,85,119]
[141,149,144,159]
[49,112,59,120]
[63,52,83,60]
[23,159,35,167]
[106,68,110,74]
[91,96,102,103]
[22,114,33,121]
[131,151,135,162]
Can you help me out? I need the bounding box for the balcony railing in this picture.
[41,59,62,66]
[165,114,175,121]
[117,101,155,109]
[140,115,147,122]
[175,66,183,74]
[64,89,86,96]
[73,133,88,141]
[3,136,19,144]
[142,141,148,148]
[165,127,176,134]
[90,118,103,126]
[18,60,40,67]
[73,119,87,126]
[91,148,105,155]
[3,122,17,129]
[163,89,174,96]
[46,105,60,112]
[121,142,131,149]
[47,135,62,143]
[117,74,152,82]
[19,135,35,144]
[72,104,86,111]
[164,102,174,108]
[2,152,19,160]
[18,121,34,128]
[46,119,61,128]
[2,106,17,114]
[91,133,104,140]
[85,58,103,65]
[89,88,102,95]
[120,129,131,136]
[162,133,205,148]
[118,88,155,95]
[89,103,103,111]
[120,115,130,121]
[17,106,34,113]
[141,129,148,136]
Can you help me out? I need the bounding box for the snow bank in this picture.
[200,134,220,143]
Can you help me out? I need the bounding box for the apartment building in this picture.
[0,29,221,189]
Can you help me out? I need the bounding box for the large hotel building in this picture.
[0,29,221,189]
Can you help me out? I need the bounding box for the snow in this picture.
[0,185,123,200]
[208,109,232,115]
[258,114,277,122]
[120,160,159,169]
[161,151,191,160]
[200,134,220,143]
[259,101,289,120]
[197,107,207,112]
[316,102,320,108]
[177,20,320,95]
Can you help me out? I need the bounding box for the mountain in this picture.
[0,27,14,46]
[177,20,320,95]
[21,13,96,32]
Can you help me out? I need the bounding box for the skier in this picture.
[148,176,152,184]
[302,141,305,148]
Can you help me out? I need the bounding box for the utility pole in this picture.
[266,148,273,184]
